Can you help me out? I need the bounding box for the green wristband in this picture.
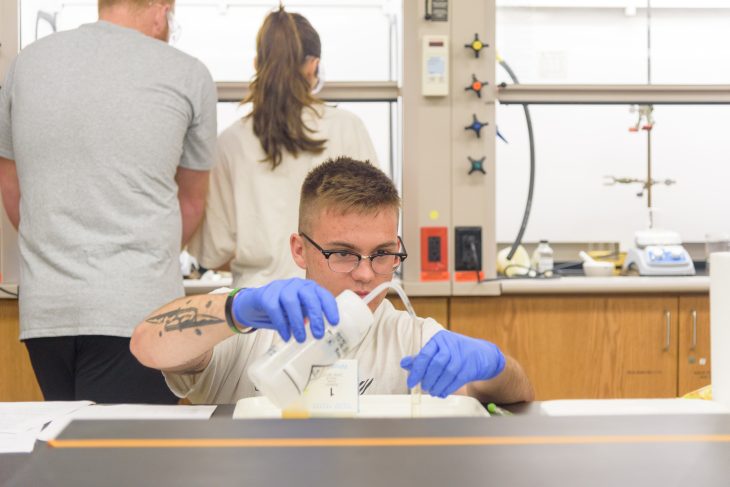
[225,288,255,334]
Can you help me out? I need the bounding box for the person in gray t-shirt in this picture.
[0,0,217,403]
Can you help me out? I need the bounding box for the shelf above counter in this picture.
[497,84,730,105]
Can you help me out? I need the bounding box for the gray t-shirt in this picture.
[0,21,217,339]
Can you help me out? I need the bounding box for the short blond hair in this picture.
[299,157,400,233]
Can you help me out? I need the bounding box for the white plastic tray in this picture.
[233,394,489,419]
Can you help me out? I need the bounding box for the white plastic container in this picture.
[531,240,554,274]
[247,290,374,409]
[582,261,614,277]
[579,250,614,277]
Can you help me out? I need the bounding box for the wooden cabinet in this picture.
[450,295,681,400]
[388,296,448,328]
[0,300,43,401]
[391,293,710,400]
[678,296,711,396]
[0,293,712,402]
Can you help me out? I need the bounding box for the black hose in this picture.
[498,59,535,261]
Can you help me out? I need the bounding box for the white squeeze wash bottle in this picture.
[247,289,375,409]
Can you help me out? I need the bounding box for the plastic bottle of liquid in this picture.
[531,240,554,275]
[247,289,375,409]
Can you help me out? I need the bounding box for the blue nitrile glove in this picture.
[232,278,339,343]
[400,330,505,398]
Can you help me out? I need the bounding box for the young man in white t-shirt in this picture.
[131,157,534,405]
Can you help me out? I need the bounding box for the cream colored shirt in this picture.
[164,299,443,404]
[187,104,379,288]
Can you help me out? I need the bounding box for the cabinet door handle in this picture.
[664,310,672,351]
[691,309,698,351]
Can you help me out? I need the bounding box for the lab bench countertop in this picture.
[0,276,712,300]
[183,277,233,294]
[0,279,233,300]
[499,275,709,294]
[0,283,18,300]
[185,274,713,296]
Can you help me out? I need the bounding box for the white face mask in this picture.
[166,9,181,44]
[311,62,325,95]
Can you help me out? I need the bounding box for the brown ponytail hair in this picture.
[244,7,326,169]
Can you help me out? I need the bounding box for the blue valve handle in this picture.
[464,114,488,138]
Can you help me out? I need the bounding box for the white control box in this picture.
[422,35,449,96]
[624,245,696,276]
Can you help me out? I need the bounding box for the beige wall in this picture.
[0,0,19,285]
[0,0,18,78]
[402,0,499,297]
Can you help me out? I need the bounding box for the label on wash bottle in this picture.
[282,359,359,418]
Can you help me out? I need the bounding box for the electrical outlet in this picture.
[427,236,441,262]
[421,227,447,276]
[455,227,482,271]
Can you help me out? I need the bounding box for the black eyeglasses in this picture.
[300,233,408,275]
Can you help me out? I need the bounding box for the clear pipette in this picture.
[363,281,422,417]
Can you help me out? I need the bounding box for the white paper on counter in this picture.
[39,404,218,441]
[0,401,93,453]
[541,399,730,416]
[0,401,94,432]
[0,426,43,453]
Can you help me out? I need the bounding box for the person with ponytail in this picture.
[188,6,378,288]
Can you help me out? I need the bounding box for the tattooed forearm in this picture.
[146,307,224,333]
